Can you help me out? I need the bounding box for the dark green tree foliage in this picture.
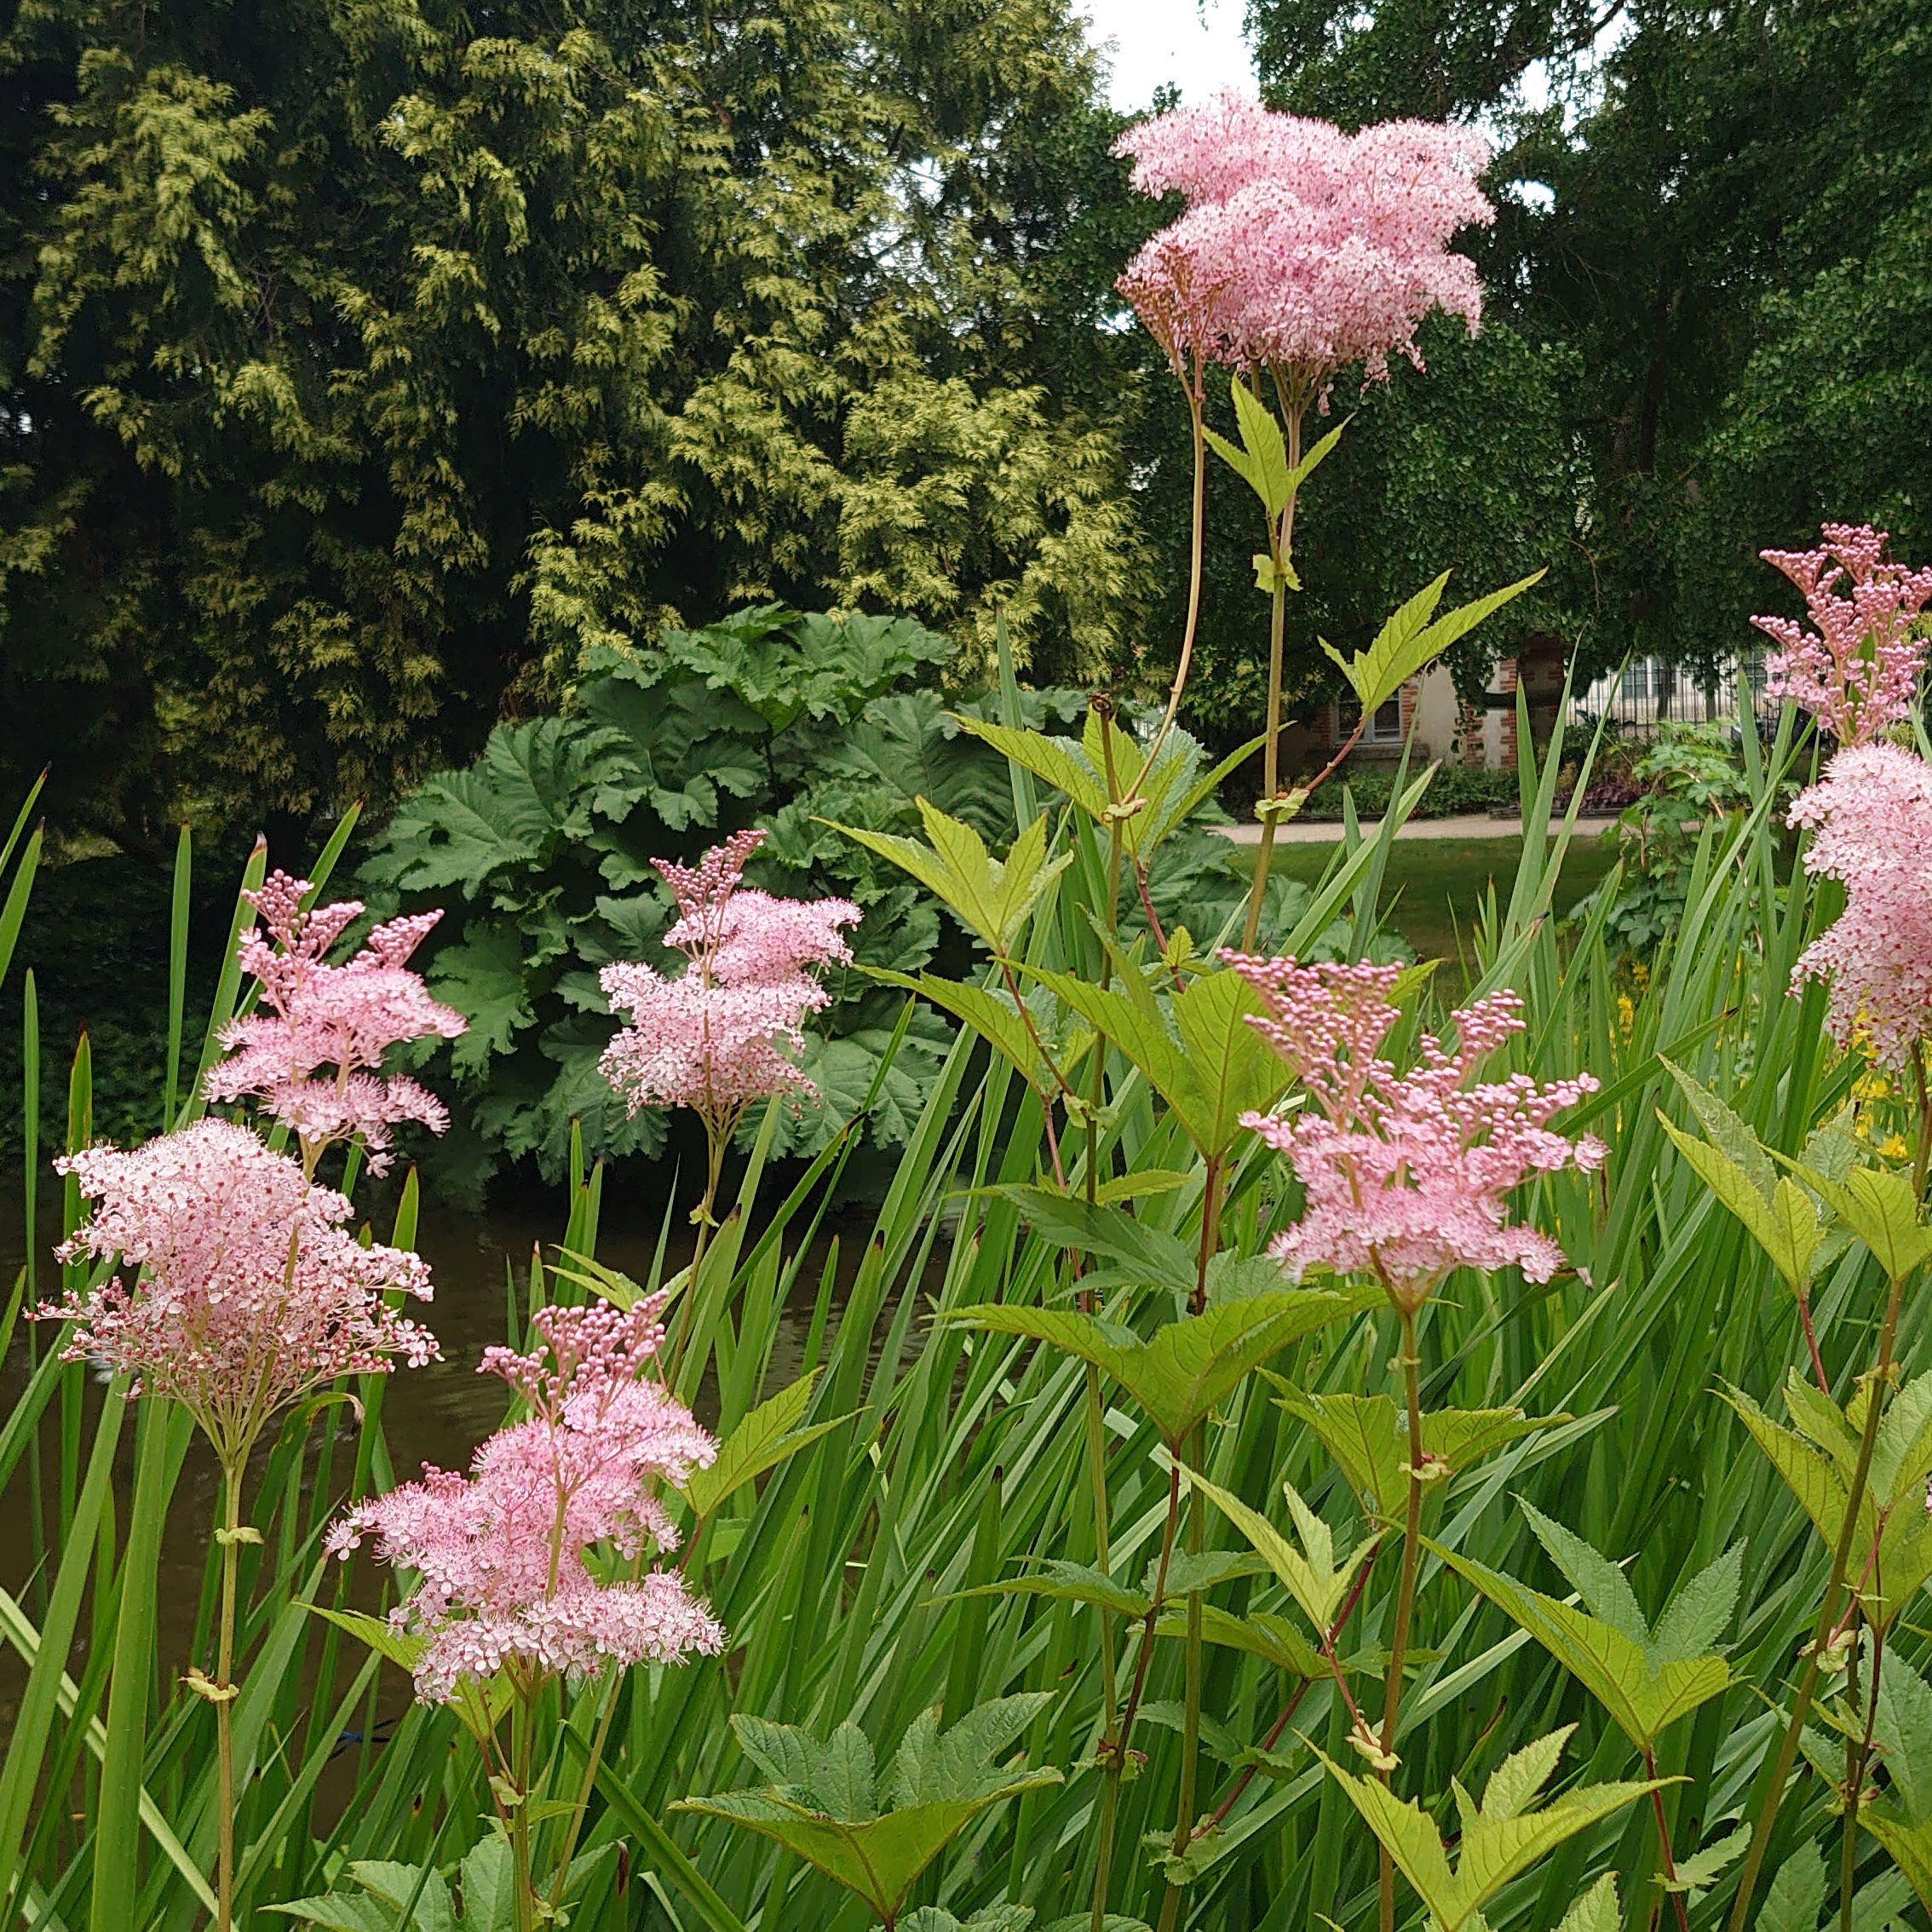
[1161,317,1589,743]
[1245,0,1932,675]
[0,0,1147,848]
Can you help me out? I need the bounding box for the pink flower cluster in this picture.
[1753,525,1932,745]
[1116,93,1493,386]
[329,1297,723,1703]
[205,872,468,1172]
[1789,743,1932,1066]
[600,830,861,1134]
[1228,957,1604,1305]
[37,1120,438,1452]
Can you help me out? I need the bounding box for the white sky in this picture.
[1072,0,1259,112]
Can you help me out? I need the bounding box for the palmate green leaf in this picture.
[1155,1604,1324,1678]
[1186,1467,1375,1633]
[1723,1377,1932,1619]
[901,1907,1038,1932]
[267,1840,543,1932]
[957,1560,1153,1620]
[432,925,538,1078]
[1555,1874,1622,1932]
[680,1700,1061,1923]
[685,1367,848,1520]
[1320,570,1543,718]
[1786,1159,1932,1282]
[1518,1499,1648,1642]
[946,1291,1355,1445]
[1026,961,1291,1160]
[873,972,1091,1099]
[1660,1059,1777,1195]
[835,802,1069,956]
[1722,1380,1880,1562]
[1861,1660,1932,1913]
[1429,1544,1732,1751]
[1657,1113,1821,1290]
[1869,1369,1932,1509]
[988,1185,1197,1292]
[1313,1727,1658,1932]
[1760,1844,1829,1932]
[1273,1384,1567,1519]
[951,716,1107,824]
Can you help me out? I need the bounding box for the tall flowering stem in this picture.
[38,1121,443,1931]
[1115,96,1493,946]
[331,1296,724,1927]
[1728,528,1932,1932]
[1229,957,1601,1932]
[601,829,860,1375]
[31,870,464,1932]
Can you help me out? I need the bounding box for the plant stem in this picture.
[667,1125,727,1387]
[214,1460,244,1932]
[1377,1305,1426,1932]
[513,1685,538,1932]
[1841,1562,1884,1932]
[1241,403,1303,954]
[1726,1268,1906,1932]
[1642,1744,1691,1932]
[1155,1446,1207,1932]
[1135,372,1209,791]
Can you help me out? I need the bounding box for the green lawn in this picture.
[1236,832,1620,970]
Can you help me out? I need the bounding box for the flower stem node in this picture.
[1348,1724,1399,1773]
[1254,789,1308,825]
[1401,1455,1452,1486]
[184,1669,239,1705]
[214,1525,263,1548]
[1101,796,1147,825]
[1811,1626,1857,1676]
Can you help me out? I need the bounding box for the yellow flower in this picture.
[1616,993,1636,1042]
[1881,1134,1911,1161]
[1853,1072,1892,1102]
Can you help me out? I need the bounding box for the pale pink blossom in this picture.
[1115,95,1493,386]
[330,1297,723,1704]
[1753,525,1932,745]
[1788,741,1932,1066]
[206,871,468,1171]
[599,830,860,1135]
[35,1120,437,1457]
[1227,958,1603,1305]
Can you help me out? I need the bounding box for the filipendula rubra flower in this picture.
[1752,524,1932,747]
[1115,95,1493,390]
[37,1118,439,1463]
[204,870,468,1173]
[1788,743,1932,1067]
[328,1296,724,1703]
[599,829,862,1146]
[1226,957,1605,1309]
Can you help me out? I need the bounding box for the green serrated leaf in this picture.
[946,1291,1354,1445]
[1554,1873,1621,1932]
[1187,1466,1374,1633]
[1431,1540,1731,1751]
[686,1369,845,1520]
[1312,1727,1657,1932]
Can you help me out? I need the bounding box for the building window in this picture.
[1339,693,1406,745]
[1619,660,1650,702]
